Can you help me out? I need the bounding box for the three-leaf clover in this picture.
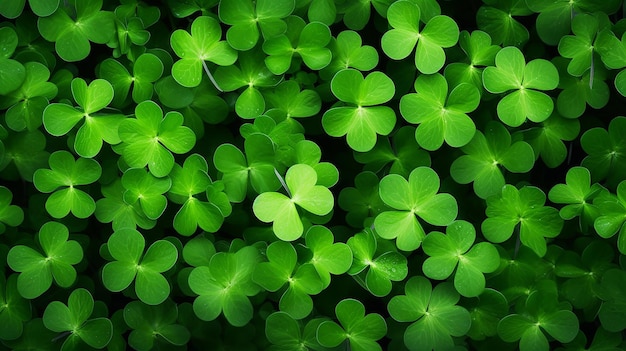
[388,276,471,351]
[95,178,156,231]
[476,0,531,46]
[557,13,610,77]
[265,312,327,351]
[33,150,101,219]
[117,100,196,177]
[517,112,581,168]
[374,166,458,251]
[322,69,396,152]
[593,180,626,255]
[42,78,124,158]
[121,167,172,220]
[483,46,559,127]
[102,228,178,305]
[7,221,83,299]
[320,30,379,80]
[422,220,500,297]
[170,16,237,88]
[0,186,24,234]
[123,300,191,351]
[42,288,113,350]
[316,299,387,351]
[381,0,459,74]
[253,163,334,241]
[580,117,626,187]
[304,226,352,288]
[0,273,31,340]
[400,73,480,150]
[444,30,500,91]
[338,171,388,228]
[481,185,564,258]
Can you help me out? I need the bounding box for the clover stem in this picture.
[274,168,291,198]
[201,60,223,92]
[589,54,595,89]
[513,224,521,259]
[51,331,72,342]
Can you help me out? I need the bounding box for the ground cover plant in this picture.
[2,0,626,350]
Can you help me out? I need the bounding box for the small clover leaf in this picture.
[593,181,626,255]
[265,312,327,350]
[400,73,479,150]
[42,288,113,350]
[483,46,559,127]
[253,163,334,241]
[95,178,156,231]
[218,0,295,51]
[1,129,50,182]
[580,117,626,187]
[464,288,508,340]
[289,139,339,188]
[517,112,580,168]
[598,268,626,332]
[37,0,115,62]
[422,220,500,297]
[188,246,262,326]
[42,78,124,158]
[0,186,24,234]
[102,227,178,305]
[476,1,530,46]
[320,30,379,80]
[303,226,352,288]
[450,120,535,199]
[33,150,101,219]
[482,185,564,258]
[316,299,387,351]
[557,13,610,77]
[381,0,459,74]
[338,171,388,228]
[117,100,196,178]
[340,0,398,30]
[123,300,190,351]
[0,27,25,96]
[374,166,458,251]
[444,30,500,91]
[7,222,83,299]
[0,0,60,18]
[388,276,471,351]
[170,15,237,88]
[262,16,332,75]
[98,53,164,107]
[0,274,31,340]
[322,69,396,152]
[182,234,216,267]
[121,168,171,220]
[554,57,610,119]
[264,80,322,119]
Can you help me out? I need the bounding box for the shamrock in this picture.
[117,100,196,177]
[319,30,379,80]
[557,13,610,77]
[322,69,396,152]
[265,312,328,350]
[593,180,626,255]
[33,150,101,219]
[0,273,31,340]
[516,112,580,168]
[580,117,626,187]
[303,226,352,288]
[121,167,171,220]
[476,0,531,46]
[7,221,83,299]
[264,80,322,119]
[554,57,610,119]
[0,130,50,182]
[123,300,191,351]
[338,171,388,228]
[102,227,178,305]
[0,186,24,234]
[253,163,334,241]
[483,46,559,127]
[422,220,500,297]
[381,0,459,74]
[444,30,500,91]
[374,166,458,251]
[95,178,156,231]
[388,276,471,351]
[400,73,480,150]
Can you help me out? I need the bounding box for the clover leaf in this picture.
[381,0,459,74]
[476,0,530,46]
[121,167,171,220]
[450,120,535,199]
[0,0,60,18]
[0,129,50,182]
[123,300,190,351]
[320,30,379,80]
[170,15,237,88]
[347,229,408,297]
[95,178,156,231]
[483,46,559,127]
[102,227,178,305]
[482,185,564,258]
[265,312,327,351]
[374,166,458,251]
[287,139,338,188]
[559,327,623,351]
[593,181,626,255]
[338,171,388,228]
[444,30,500,91]
[0,186,24,234]
[218,0,295,51]
[33,150,101,219]
[464,288,508,340]
[262,16,332,75]
[264,80,322,119]
[188,245,262,327]
[42,78,124,158]
[181,233,216,268]
[422,220,500,297]
[0,274,31,340]
[557,13,610,77]
[388,276,471,351]
[303,226,352,288]
[252,241,323,319]
[98,53,164,107]
[37,0,115,62]
[598,268,626,332]
[7,221,83,299]
[517,112,580,168]
[555,57,610,119]
[253,163,334,241]
[340,0,397,30]
[580,117,626,187]
[117,100,195,177]
[400,73,479,150]
[0,27,25,96]
[42,288,113,350]
[322,69,396,152]
[316,298,387,351]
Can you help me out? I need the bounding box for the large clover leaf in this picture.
[481,185,564,258]
[7,221,83,299]
[381,0,459,74]
[422,220,500,297]
[170,16,237,88]
[388,276,471,351]
[322,69,396,152]
[117,100,195,178]
[33,150,101,219]
[102,227,178,305]
[374,166,458,251]
[400,73,479,150]
[253,163,334,241]
[483,46,559,127]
